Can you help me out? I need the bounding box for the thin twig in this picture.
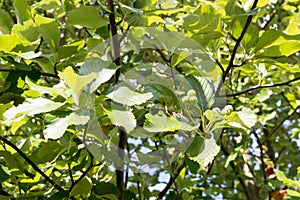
[0,68,58,78]
[252,132,267,183]
[69,124,94,192]
[215,0,259,96]
[262,105,300,143]
[215,59,225,74]
[218,76,300,98]
[281,93,300,118]
[68,163,75,185]
[0,136,64,191]
[260,0,285,30]
[158,161,186,199]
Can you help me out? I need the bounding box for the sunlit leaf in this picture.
[144,110,197,132]
[58,66,97,105]
[3,98,64,123]
[105,105,136,133]
[188,134,220,167]
[107,86,153,106]
[44,113,89,139]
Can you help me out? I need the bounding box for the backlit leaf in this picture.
[144,110,197,132]
[188,134,220,167]
[3,98,64,123]
[105,105,136,133]
[58,66,97,105]
[107,86,153,106]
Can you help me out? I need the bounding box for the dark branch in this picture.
[260,0,285,30]
[215,59,225,74]
[69,124,94,192]
[0,68,59,78]
[216,0,259,95]
[158,161,186,199]
[218,76,300,98]
[252,132,267,183]
[106,1,125,199]
[0,136,64,191]
[263,105,300,143]
[106,0,121,78]
[69,153,94,192]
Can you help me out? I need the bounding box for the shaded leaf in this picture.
[13,0,32,23]
[35,15,60,50]
[186,74,215,111]
[67,6,108,29]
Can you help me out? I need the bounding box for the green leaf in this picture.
[80,58,119,92]
[226,108,257,130]
[13,0,32,23]
[67,6,108,29]
[36,141,63,163]
[3,98,65,124]
[11,20,39,43]
[58,40,85,59]
[287,189,300,197]
[254,29,282,52]
[107,86,153,106]
[0,164,10,182]
[58,66,97,105]
[285,13,300,35]
[275,170,287,181]
[0,34,21,52]
[0,9,13,34]
[35,14,60,50]
[105,105,136,133]
[236,108,257,128]
[44,113,89,139]
[188,134,220,167]
[224,152,237,168]
[144,110,197,132]
[263,41,300,57]
[186,75,215,111]
[70,177,93,197]
[26,77,70,99]
[146,83,181,111]
[94,182,120,197]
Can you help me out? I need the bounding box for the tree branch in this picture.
[158,161,186,199]
[252,132,267,183]
[263,105,300,143]
[106,0,121,78]
[0,136,64,191]
[216,0,259,96]
[105,1,126,198]
[0,68,59,78]
[218,76,300,98]
[260,0,285,30]
[69,153,94,192]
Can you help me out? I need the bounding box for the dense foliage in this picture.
[0,0,300,199]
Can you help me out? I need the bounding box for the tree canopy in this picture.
[0,0,300,199]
